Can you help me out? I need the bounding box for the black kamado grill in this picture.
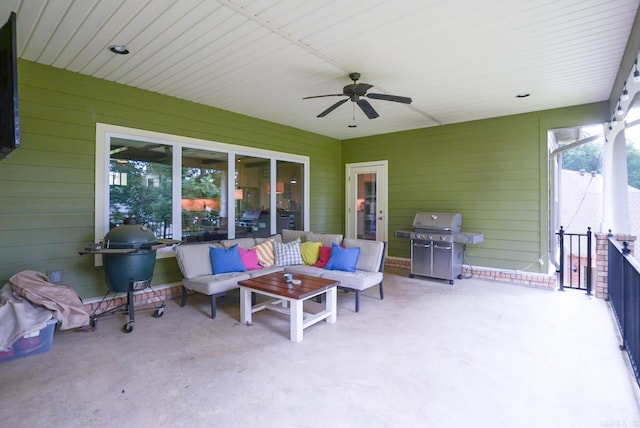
[80,218,168,333]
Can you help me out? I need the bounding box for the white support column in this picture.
[602,128,631,234]
[290,300,303,342]
[326,288,337,324]
[240,287,252,324]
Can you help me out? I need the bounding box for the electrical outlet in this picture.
[48,270,62,283]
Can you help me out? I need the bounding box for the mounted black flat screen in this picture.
[0,12,19,159]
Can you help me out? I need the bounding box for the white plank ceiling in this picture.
[2,0,639,139]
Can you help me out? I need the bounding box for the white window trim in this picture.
[95,123,309,265]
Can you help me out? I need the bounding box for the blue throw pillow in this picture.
[324,243,360,272]
[210,244,247,274]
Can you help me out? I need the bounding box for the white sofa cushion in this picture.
[175,243,217,279]
[342,238,385,272]
[182,271,251,295]
[221,237,256,249]
[282,229,308,243]
[248,266,283,277]
[255,234,282,244]
[285,265,325,276]
[306,232,343,247]
[320,270,384,292]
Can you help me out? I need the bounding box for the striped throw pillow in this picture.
[254,239,275,267]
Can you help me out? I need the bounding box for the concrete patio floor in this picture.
[1,267,639,428]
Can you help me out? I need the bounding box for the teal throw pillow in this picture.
[210,244,247,274]
[324,243,360,272]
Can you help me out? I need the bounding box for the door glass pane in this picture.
[357,173,376,240]
[236,155,270,238]
[182,148,228,242]
[109,138,173,237]
[276,161,304,232]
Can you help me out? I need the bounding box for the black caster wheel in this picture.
[90,316,98,328]
[457,274,463,279]
[153,306,165,318]
[448,280,454,285]
[122,322,134,333]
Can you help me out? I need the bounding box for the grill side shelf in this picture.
[394,230,412,239]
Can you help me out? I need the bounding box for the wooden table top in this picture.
[238,271,339,300]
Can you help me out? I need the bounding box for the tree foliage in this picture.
[109,160,172,229]
[561,140,640,189]
[628,143,640,190]
[561,141,602,174]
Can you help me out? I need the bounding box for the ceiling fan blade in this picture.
[357,99,379,119]
[302,94,345,99]
[366,93,412,104]
[317,98,349,117]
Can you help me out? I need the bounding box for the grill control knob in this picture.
[440,235,447,241]
[428,235,433,240]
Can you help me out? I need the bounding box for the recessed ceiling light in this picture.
[516,93,530,98]
[109,45,130,55]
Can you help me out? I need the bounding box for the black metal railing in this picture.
[608,238,640,386]
[146,219,172,239]
[556,226,592,294]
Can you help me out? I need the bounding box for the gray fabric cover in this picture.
[9,270,89,330]
[0,283,53,351]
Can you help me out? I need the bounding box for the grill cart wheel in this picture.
[153,306,165,318]
[90,316,98,328]
[122,321,134,333]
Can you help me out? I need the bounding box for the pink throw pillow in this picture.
[314,245,332,268]
[239,247,263,270]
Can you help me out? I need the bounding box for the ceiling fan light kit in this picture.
[303,72,412,119]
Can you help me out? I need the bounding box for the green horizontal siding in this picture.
[0,60,341,298]
[0,59,610,298]
[343,102,608,273]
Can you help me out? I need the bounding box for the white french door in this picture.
[345,161,388,241]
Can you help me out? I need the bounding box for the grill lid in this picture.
[103,218,158,249]
[412,212,462,232]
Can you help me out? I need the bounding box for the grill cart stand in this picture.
[86,277,166,333]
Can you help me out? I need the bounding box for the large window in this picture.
[276,160,305,232]
[95,124,309,256]
[109,138,173,239]
[182,148,228,242]
[235,155,271,238]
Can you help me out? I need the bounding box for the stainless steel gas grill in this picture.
[395,212,484,284]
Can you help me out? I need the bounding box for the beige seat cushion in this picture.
[175,243,218,279]
[282,229,308,243]
[182,272,250,295]
[342,238,385,272]
[221,237,256,249]
[306,232,343,247]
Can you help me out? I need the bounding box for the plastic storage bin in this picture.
[0,319,57,363]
